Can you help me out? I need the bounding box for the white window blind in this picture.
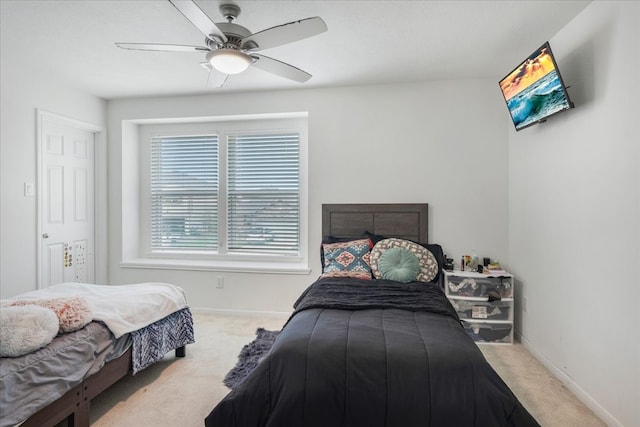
[227,132,300,255]
[150,134,218,250]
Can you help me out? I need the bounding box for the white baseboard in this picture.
[191,306,291,319]
[516,331,622,427]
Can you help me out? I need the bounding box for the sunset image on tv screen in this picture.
[499,43,572,130]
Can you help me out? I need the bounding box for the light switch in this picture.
[24,182,35,197]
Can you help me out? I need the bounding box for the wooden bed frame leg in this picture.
[68,401,90,427]
[175,346,186,357]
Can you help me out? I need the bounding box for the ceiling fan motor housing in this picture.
[211,22,251,50]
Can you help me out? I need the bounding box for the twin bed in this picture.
[0,282,194,427]
[205,203,539,426]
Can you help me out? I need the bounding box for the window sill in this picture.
[119,258,311,275]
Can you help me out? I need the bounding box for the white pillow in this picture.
[0,305,59,357]
[8,297,93,333]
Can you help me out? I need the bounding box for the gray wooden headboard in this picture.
[322,204,428,243]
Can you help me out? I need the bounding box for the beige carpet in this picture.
[478,345,605,427]
[88,311,605,427]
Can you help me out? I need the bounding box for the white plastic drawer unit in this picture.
[462,320,513,344]
[444,271,515,345]
[450,299,512,321]
[445,273,513,299]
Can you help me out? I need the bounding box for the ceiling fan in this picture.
[116,0,327,87]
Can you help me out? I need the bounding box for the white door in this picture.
[40,118,95,287]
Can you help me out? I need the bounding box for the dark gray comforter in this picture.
[205,277,539,427]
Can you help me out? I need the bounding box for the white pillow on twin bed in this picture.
[8,297,93,333]
[0,305,59,357]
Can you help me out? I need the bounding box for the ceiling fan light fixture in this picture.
[206,49,252,74]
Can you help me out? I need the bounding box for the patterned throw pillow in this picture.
[321,238,373,279]
[370,238,438,283]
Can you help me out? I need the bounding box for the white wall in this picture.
[107,79,510,313]
[509,2,639,426]
[0,57,107,299]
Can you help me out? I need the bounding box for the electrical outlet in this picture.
[216,276,224,289]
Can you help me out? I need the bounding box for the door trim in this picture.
[36,109,106,288]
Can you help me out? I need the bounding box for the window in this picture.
[150,134,219,251]
[132,115,308,271]
[227,133,300,255]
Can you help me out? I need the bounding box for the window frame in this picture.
[129,114,309,273]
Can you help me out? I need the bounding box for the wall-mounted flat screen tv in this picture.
[499,41,574,131]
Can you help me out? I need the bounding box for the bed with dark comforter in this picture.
[205,277,538,427]
[206,203,538,426]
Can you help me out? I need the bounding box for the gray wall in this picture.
[509,2,639,426]
[0,53,107,299]
[106,79,510,313]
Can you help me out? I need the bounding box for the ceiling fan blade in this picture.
[116,43,209,52]
[201,63,229,88]
[251,54,311,83]
[168,0,227,43]
[241,17,327,51]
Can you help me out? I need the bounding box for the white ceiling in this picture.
[0,0,591,100]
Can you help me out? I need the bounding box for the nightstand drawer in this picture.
[445,275,512,298]
[462,320,512,344]
[450,299,512,321]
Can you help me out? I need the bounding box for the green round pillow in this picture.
[377,247,421,283]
